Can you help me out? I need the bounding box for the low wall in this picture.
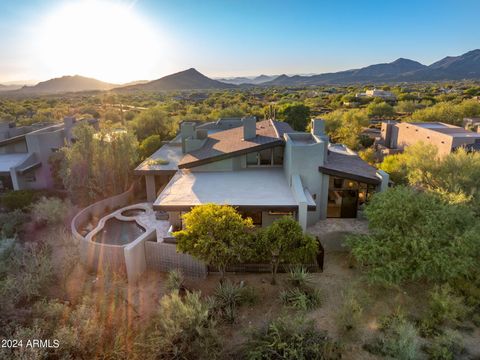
[124,229,156,283]
[144,241,207,278]
[71,183,137,273]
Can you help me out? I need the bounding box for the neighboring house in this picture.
[135,117,389,231]
[463,117,480,132]
[356,89,396,101]
[377,121,480,157]
[0,117,98,191]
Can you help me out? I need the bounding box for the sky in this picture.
[0,0,479,84]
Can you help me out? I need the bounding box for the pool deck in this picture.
[86,203,170,245]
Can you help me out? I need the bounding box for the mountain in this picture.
[262,50,480,86]
[398,49,480,81]
[116,68,235,91]
[263,58,427,86]
[217,74,279,85]
[16,75,117,94]
[0,84,23,92]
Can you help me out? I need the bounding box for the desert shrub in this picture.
[280,287,322,311]
[420,284,469,336]
[336,287,365,333]
[240,315,342,360]
[365,313,419,360]
[425,329,464,360]
[450,276,480,319]
[1,189,38,211]
[138,291,221,359]
[0,209,29,238]
[31,196,70,226]
[211,280,257,323]
[165,269,185,293]
[286,266,313,288]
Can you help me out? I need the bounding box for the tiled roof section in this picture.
[178,119,293,168]
[319,151,380,185]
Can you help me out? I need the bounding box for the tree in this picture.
[367,101,395,118]
[347,187,480,285]
[255,216,318,285]
[130,106,178,141]
[174,204,254,279]
[324,109,369,150]
[138,134,162,160]
[60,123,138,204]
[279,104,311,131]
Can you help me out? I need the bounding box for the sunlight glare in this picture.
[33,0,165,83]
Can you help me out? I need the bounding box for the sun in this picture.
[33,0,166,83]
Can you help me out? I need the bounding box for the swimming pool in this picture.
[92,218,146,246]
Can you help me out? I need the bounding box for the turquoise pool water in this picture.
[92,218,146,245]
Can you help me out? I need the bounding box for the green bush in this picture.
[336,288,364,333]
[365,314,419,360]
[240,316,342,360]
[280,287,322,311]
[425,329,464,360]
[1,189,38,211]
[420,284,469,336]
[210,280,257,323]
[31,196,70,226]
[0,209,29,238]
[286,266,313,288]
[165,269,185,293]
[138,291,221,359]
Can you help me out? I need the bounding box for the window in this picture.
[240,210,262,226]
[246,152,258,166]
[25,173,36,183]
[259,148,272,165]
[273,146,284,165]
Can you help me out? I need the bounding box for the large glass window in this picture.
[327,176,376,218]
[246,146,284,167]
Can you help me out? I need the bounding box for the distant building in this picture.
[377,121,480,157]
[0,117,98,191]
[357,89,396,101]
[463,117,480,132]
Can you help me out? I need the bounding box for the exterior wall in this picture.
[71,183,137,272]
[124,229,155,283]
[394,123,453,156]
[144,241,207,278]
[283,132,328,228]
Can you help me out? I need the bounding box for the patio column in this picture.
[376,170,389,192]
[145,175,156,202]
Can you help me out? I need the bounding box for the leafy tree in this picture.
[279,104,311,131]
[367,101,394,118]
[60,123,138,204]
[324,109,369,150]
[130,105,178,141]
[174,204,254,279]
[255,216,318,285]
[347,187,480,285]
[138,134,162,160]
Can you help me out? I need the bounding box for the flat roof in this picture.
[154,168,299,211]
[407,122,480,138]
[135,142,184,174]
[0,153,30,174]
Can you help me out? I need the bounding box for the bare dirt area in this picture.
[39,227,480,359]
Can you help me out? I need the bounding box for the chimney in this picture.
[242,116,257,140]
[311,118,325,137]
[180,122,196,153]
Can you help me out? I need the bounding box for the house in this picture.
[463,117,480,132]
[0,117,98,191]
[377,121,480,157]
[135,117,389,231]
[357,89,396,101]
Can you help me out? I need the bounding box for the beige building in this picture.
[378,121,480,157]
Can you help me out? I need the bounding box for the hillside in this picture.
[16,75,118,94]
[116,68,235,91]
[262,49,480,86]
